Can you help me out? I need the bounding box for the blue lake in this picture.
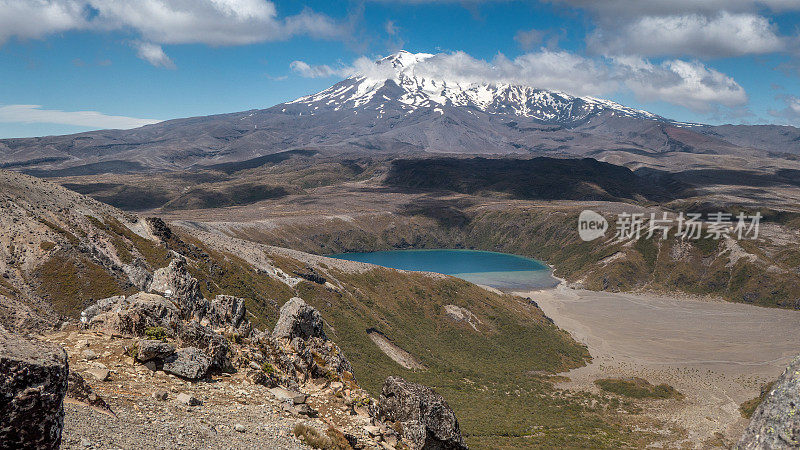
[328,249,559,291]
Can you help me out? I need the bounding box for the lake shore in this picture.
[515,285,800,446]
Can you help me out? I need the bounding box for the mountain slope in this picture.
[1,51,798,174]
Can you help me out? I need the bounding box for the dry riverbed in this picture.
[517,286,800,446]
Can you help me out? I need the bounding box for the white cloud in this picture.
[0,0,347,48]
[292,50,748,113]
[619,58,748,112]
[0,0,87,44]
[549,0,800,17]
[589,12,784,58]
[769,95,800,123]
[549,0,795,58]
[385,20,399,36]
[289,60,351,78]
[134,42,175,69]
[0,104,161,129]
[514,29,544,50]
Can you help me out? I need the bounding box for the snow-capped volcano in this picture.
[11,50,783,174]
[287,50,664,125]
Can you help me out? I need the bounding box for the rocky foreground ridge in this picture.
[737,356,800,449]
[1,252,467,449]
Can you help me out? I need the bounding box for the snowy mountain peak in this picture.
[287,51,667,125]
[377,50,434,70]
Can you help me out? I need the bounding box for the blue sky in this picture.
[1,0,799,138]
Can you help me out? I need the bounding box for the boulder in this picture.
[209,295,252,336]
[269,386,307,404]
[136,339,175,362]
[376,376,467,450]
[80,295,127,324]
[738,355,800,449]
[177,321,231,371]
[163,347,211,380]
[121,260,152,291]
[272,297,326,341]
[66,371,112,414]
[148,258,205,319]
[0,326,69,450]
[88,293,178,337]
[175,392,202,406]
[85,367,110,382]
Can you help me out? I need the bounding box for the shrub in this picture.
[144,326,168,341]
[740,381,775,419]
[595,377,683,400]
[292,424,351,449]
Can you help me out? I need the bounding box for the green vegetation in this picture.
[292,423,351,450]
[595,378,683,400]
[160,233,667,447]
[179,234,295,329]
[34,252,131,317]
[38,217,79,245]
[239,204,800,310]
[740,381,775,419]
[144,326,168,341]
[162,184,291,211]
[86,215,134,264]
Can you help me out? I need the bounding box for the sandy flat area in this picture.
[517,286,800,446]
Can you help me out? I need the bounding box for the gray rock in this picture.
[122,260,153,291]
[282,402,317,417]
[0,326,69,450]
[148,258,205,319]
[82,348,98,360]
[209,295,251,336]
[66,371,111,413]
[269,387,306,404]
[136,339,175,362]
[375,376,467,450]
[234,423,246,433]
[152,390,168,401]
[163,347,211,380]
[80,295,127,324]
[738,355,800,449]
[85,367,110,382]
[176,321,230,371]
[88,292,179,337]
[272,297,326,341]
[175,392,202,406]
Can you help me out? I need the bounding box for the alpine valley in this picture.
[3,51,800,450]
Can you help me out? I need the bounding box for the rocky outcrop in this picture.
[148,259,251,337]
[87,292,179,337]
[122,259,153,291]
[0,326,69,449]
[148,257,205,319]
[375,376,467,450]
[738,355,800,449]
[442,305,481,332]
[177,321,231,371]
[136,339,176,362]
[80,295,127,324]
[163,347,211,380]
[272,297,326,340]
[209,295,251,336]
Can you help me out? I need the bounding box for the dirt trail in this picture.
[517,286,800,446]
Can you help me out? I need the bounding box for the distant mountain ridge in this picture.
[0,51,798,174]
[286,51,669,125]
